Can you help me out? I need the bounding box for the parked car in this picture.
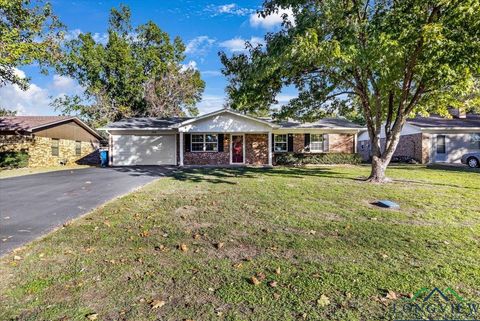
[461,152,480,168]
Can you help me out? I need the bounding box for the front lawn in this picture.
[1,165,479,320]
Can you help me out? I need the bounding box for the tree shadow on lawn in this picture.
[171,166,361,185]
[172,165,480,192]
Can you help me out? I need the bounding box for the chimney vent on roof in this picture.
[448,108,467,119]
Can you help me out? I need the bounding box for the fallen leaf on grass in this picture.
[85,313,98,320]
[179,244,188,252]
[150,300,166,309]
[215,242,224,249]
[317,294,331,307]
[386,290,398,300]
[250,276,261,286]
[268,281,278,288]
[275,267,281,275]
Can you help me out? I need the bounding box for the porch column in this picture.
[268,131,273,166]
[179,132,184,166]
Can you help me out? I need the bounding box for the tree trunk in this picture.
[367,156,389,183]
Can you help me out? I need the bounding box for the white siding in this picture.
[179,113,272,133]
[431,133,480,163]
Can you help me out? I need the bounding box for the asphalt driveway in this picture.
[0,166,175,256]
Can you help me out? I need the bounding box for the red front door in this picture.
[232,135,244,164]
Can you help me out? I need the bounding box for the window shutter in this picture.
[323,134,329,152]
[185,133,191,152]
[287,133,294,152]
[271,133,275,152]
[304,134,310,152]
[218,134,224,152]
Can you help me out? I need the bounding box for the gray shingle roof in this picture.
[267,118,365,129]
[104,117,191,129]
[102,114,364,130]
[408,115,480,128]
[0,116,73,132]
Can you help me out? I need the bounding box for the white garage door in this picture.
[112,135,176,165]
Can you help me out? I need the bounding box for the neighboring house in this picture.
[0,116,102,167]
[100,108,365,166]
[357,113,480,164]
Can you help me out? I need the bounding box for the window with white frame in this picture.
[310,134,324,152]
[191,134,218,152]
[274,134,287,152]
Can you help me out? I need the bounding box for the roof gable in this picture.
[177,109,278,133]
[0,116,102,139]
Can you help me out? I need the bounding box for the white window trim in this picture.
[274,134,288,153]
[310,133,324,152]
[191,133,218,152]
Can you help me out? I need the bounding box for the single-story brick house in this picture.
[0,116,102,167]
[357,113,480,164]
[100,108,365,166]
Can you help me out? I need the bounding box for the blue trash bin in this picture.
[100,150,108,167]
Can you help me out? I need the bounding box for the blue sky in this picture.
[1,0,295,116]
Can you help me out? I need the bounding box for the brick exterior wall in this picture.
[357,133,431,164]
[328,134,354,153]
[184,135,230,165]
[293,134,306,153]
[183,134,270,166]
[0,134,99,167]
[291,133,355,153]
[245,134,268,165]
[419,133,431,164]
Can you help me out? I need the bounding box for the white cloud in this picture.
[249,8,294,30]
[63,29,109,45]
[52,75,74,90]
[0,69,83,116]
[92,32,109,45]
[196,94,226,114]
[219,37,264,53]
[0,81,51,116]
[64,29,82,41]
[181,60,198,71]
[206,3,255,16]
[13,68,26,79]
[185,36,216,56]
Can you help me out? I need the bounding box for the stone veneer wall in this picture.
[0,134,99,167]
[184,135,230,165]
[245,134,268,165]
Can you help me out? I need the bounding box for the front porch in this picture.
[179,132,273,166]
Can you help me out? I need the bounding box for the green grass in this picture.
[1,165,479,320]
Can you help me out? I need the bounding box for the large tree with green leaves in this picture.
[221,0,480,182]
[0,0,63,90]
[53,5,204,127]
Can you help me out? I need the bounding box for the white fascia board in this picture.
[420,127,480,132]
[273,128,365,134]
[97,127,177,131]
